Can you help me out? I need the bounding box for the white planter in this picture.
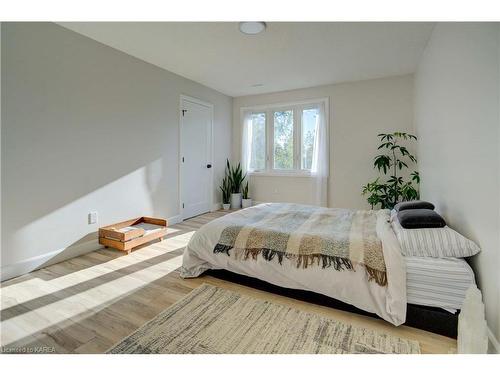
[222,203,231,210]
[230,193,242,209]
[242,198,252,208]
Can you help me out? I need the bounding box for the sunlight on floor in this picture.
[1,254,184,346]
[0,229,198,347]
[0,230,195,309]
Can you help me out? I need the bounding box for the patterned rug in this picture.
[107,284,420,354]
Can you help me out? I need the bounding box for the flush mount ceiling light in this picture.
[239,22,266,35]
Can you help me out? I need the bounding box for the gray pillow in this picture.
[394,200,435,212]
[397,209,446,229]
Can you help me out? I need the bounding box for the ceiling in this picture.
[58,22,434,97]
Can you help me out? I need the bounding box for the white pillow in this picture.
[391,216,480,258]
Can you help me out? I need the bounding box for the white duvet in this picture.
[180,203,407,326]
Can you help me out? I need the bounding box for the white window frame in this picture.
[241,97,329,177]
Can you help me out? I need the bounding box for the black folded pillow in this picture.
[394,200,435,212]
[397,209,446,229]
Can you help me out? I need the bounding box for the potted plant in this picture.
[241,181,252,208]
[361,132,420,209]
[226,159,246,209]
[220,175,231,210]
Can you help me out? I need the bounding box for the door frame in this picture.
[179,94,214,221]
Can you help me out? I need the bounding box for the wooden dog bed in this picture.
[98,217,167,254]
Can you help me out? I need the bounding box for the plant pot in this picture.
[222,203,231,210]
[230,193,242,209]
[242,198,252,208]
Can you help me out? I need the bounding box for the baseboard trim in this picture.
[1,239,101,282]
[488,327,500,353]
[167,214,182,225]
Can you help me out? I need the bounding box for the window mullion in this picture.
[267,109,273,172]
[295,107,301,171]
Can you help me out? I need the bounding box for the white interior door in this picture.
[180,97,213,220]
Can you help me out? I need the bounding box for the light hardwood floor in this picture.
[0,210,456,354]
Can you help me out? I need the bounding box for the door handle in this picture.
[207,164,212,169]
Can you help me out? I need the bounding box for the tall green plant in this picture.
[226,159,246,194]
[362,132,420,209]
[242,181,249,199]
[219,175,231,204]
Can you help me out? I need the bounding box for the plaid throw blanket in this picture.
[214,204,388,286]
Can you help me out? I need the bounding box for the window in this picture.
[273,110,294,170]
[301,108,319,170]
[248,112,266,171]
[242,99,327,176]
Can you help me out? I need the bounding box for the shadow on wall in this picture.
[1,160,173,280]
[2,23,182,272]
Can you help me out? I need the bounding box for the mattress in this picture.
[405,256,476,313]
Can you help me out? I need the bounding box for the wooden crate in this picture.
[98,217,167,254]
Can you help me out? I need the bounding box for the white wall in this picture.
[233,75,415,208]
[414,23,500,350]
[1,23,233,280]
[0,23,2,259]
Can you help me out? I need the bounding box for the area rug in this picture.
[107,284,420,354]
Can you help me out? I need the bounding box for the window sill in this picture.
[248,171,313,178]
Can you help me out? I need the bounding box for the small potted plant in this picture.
[220,175,231,210]
[241,181,252,208]
[226,159,246,209]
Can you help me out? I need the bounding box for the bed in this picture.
[180,203,474,337]
[181,203,406,325]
